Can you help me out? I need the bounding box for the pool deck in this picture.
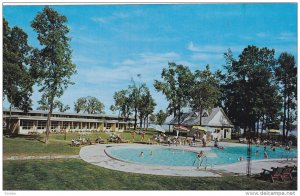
[79,142,297,177]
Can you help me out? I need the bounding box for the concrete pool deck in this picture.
[79,142,297,177]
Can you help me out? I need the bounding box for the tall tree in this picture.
[31,7,77,144]
[111,89,132,130]
[154,62,193,124]
[3,18,34,134]
[275,52,297,141]
[129,82,147,130]
[137,86,156,130]
[190,64,220,125]
[222,46,280,135]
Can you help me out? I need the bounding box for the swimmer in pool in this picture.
[139,151,144,157]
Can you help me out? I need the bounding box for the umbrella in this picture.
[174,125,190,132]
[268,129,281,134]
[192,125,208,132]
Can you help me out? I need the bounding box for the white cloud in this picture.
[76,51,181,85]
[92,12,129,24]
[191,53,223,61]
[187,42,200,52]
[276,32,296,41]
[140,52,180,63]
[187,41,236,53]
[121,59,136,65]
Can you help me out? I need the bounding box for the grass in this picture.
[3,159,297,190]
[3,130,155,157]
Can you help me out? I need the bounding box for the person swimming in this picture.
[139,151,144,157]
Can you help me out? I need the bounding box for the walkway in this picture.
[79,143,297,177]
[4,155,80,160]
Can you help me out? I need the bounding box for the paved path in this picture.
[4,155,80,160]
[79,143,297,177]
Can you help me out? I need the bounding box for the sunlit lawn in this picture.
[3,159,297,190]
[3,130,156,157]
[3,130,297,190]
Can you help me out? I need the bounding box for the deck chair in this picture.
[281,165,296,181]
[261,167,285,183]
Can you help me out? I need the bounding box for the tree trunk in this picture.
[143,117,146,130]
[282,95,287,143]
[134,107,137,130]
[260,115,265,138]
[286,94,291,140]
[256,117,259,137]
[177,104,181,125]
[7,100,12,135]
[139,115,143,131]
[146,116,149,130]
[199,106,202,126]
[45,101,54,144]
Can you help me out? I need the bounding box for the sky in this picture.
[2,3,298,115]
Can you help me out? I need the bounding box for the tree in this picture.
[31,7,77,144]
[221,46,280,136]
[275,52,297,141]
[85,96,105,114]
[3,18,35,134]
[156,110,168,126]
[74,97,87,113]
[74,96,105,114]
[190,64,220,125]
[111,90,132,130]
[137,86,156,130]
[154,62,193,124]
[128,82,147,130]
[37,99,70,112]
[149,114,156,123]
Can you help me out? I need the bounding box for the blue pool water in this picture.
[109,146,297,167]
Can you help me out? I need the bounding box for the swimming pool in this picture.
[108,145,297,167]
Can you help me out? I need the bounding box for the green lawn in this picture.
[3,131,155,157]
[3,159,297,190]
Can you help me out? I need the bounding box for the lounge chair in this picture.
[95,137,105,144]
[261,167,285,182]
[71,139,81,147]
[281,165,296,181]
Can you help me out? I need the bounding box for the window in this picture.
[21,120,33,130]
[37,121,46,130]
[71,122,80,129]
[51,121,59,130]
[61,122,69,129]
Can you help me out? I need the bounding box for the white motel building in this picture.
[3,109,133,135]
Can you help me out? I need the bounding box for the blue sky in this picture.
[3,3,297,115]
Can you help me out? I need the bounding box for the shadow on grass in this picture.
[6,134,45,143]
